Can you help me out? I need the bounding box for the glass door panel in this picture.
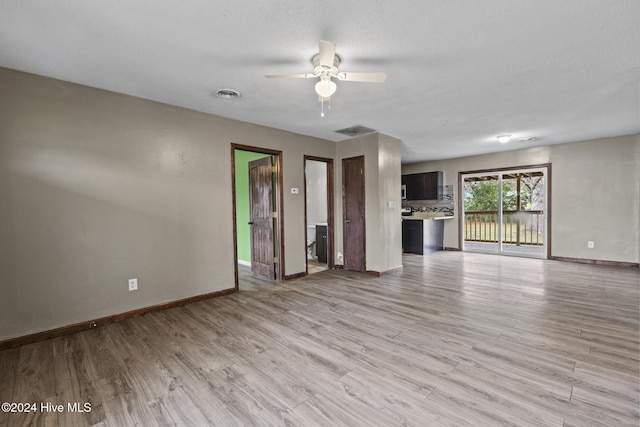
[463,167,547,259]
[500,170,546,257]
[463,174,500,253]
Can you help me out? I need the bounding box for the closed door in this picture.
[342,156,365,272]
[249,156,275,279]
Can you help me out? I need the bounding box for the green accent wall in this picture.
[235,150,271,263]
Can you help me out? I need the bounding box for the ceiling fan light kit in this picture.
[315,77,337,98]
[265,40,387,116]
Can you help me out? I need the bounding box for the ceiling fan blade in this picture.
[318,40,336,68]
[265,73,315,79]
[337,72,387,83]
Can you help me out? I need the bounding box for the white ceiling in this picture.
[1,1,638,163]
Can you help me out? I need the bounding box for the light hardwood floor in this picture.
[1,252,638,426]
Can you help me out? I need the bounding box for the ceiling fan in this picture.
[265,40,387,114]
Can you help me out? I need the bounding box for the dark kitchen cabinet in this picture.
[402,219,444,255]
[402,173,424,200]
[424,171,443,200]
[402,171,442,200]
[402,219,423,254]
[315,224,328,263]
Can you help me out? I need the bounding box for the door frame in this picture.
[303,156,335,273]
[231,144,284,289]
[458,163,552,259]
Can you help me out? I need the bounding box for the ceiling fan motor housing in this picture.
[312,53,340,78]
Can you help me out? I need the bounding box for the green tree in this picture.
[464,179,519,211]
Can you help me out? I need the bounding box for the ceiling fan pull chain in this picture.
[321,97,325,117]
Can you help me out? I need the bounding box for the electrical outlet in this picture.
[587,241,595,249]
[128,278,138,291]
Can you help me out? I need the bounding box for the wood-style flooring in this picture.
[1,252,638,426]
[307,258,329,275]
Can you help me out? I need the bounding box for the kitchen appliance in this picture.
[401,184,407,200]
[401,207,413,216]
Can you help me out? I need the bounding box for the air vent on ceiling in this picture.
[215,88,242,99]
[334,125,376,137]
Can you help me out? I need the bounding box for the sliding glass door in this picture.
[462,167,547,258]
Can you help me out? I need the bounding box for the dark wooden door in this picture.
[249,156,275,279]
[342,156,365,272]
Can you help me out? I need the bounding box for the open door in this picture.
[249,156,276,279]
[342,156,366,272]
[304,156,334,275]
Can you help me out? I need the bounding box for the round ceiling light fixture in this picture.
[215,88,242,99]
[497,134,512,143]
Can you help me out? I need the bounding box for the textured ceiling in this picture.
[1,0,638,163]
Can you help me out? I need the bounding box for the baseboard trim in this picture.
[0,287,237,351]
[284,272,306,280]
[550,256,639,269]
[444,247,462,251]
[367,266,404,277]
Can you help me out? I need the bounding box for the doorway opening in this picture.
[304,156,334,275]
[231,145,284,290]
[460,165,550,259]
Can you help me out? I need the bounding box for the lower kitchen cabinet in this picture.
[402,219,444,255]
[315,224,328,263]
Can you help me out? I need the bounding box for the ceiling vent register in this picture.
[334,125,376,137]
[215,88,242,99]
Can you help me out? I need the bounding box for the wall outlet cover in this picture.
[128,278,138,291]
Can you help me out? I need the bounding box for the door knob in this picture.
[248,221,254,225]
[345,219,351,224]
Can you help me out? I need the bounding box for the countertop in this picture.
[402,213,454,220]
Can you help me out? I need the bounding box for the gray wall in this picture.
[402,134,640,264]
[305,160,328,228]
[335,133,403,273]
[0,68,336,340]
[2,65,635,341]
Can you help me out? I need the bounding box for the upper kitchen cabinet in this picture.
[402,171,443,200]
[424,171,443,200]
[402,173,424,200]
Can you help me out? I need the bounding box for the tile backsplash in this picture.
[402,185,455,216]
